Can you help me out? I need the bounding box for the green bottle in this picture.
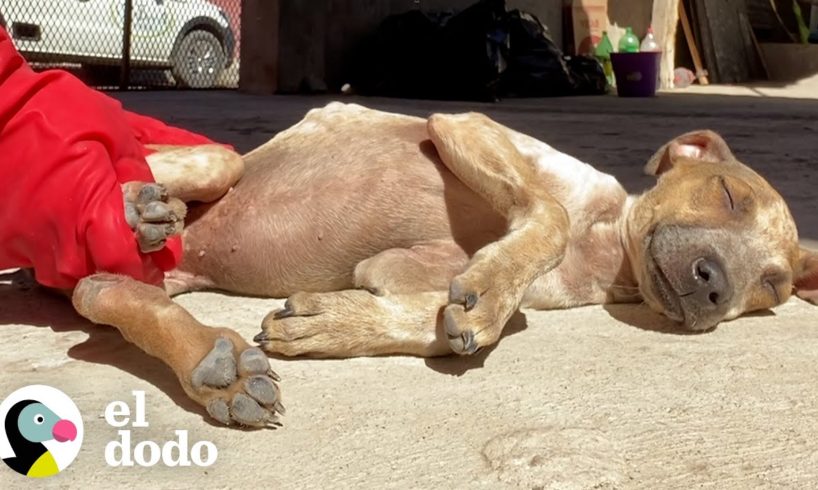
[618,27,640,53]
[594,31,615,87]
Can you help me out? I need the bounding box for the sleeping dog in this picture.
[69,103,818,427]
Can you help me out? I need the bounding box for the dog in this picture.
[66,103,818,428]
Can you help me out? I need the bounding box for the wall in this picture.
[606,0,653,48]
[239,0,279,94]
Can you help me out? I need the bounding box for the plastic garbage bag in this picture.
[349,0,606,100]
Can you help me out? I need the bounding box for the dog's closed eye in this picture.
[720,176,735,211]
[763,279,780,303]
[761,270,789,304]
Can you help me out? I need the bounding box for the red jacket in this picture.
[0,27,215,288]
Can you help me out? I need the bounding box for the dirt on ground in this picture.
[1,89,817,489]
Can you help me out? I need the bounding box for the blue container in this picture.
[611,52,661,97]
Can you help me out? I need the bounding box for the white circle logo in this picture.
[0,385,83,478]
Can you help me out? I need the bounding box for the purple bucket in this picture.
[611,52,661,97]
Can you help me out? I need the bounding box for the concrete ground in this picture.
[678,74,818,101]
[2,90,818,489]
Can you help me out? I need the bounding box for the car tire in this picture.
[171,29,225,89]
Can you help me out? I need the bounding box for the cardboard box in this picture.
[571,0,608,55]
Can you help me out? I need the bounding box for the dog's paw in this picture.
[256,290,450,358]
[122,182,186,253]
[444,268,519,355]
[255,291,399,358]
[190,336,284,427]
[255,292,355,357]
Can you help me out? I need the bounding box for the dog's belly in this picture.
[178,106,505,297]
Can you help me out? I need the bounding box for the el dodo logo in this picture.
[104,391,217,468]
[0,385,83,478]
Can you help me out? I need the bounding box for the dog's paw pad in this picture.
[137,183,169,204]
[238,347,276,377]
[244,375,280,406]
[191,337,284,427]
[122,181,186,253]
[206,399,232,426]
[230,393,274,426]
[136,223,179,252]
[191,337,238,389]
[140,201,178,222]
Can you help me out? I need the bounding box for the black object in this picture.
[2,400,45,477]
[349,0,606,100]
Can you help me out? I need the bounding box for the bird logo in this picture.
[0,385,83,478]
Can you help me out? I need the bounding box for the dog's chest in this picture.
[523,218,628,309]
[509,132,631,309]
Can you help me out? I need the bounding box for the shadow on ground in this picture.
[0,271,209,422]
[424,311,529,376]
[603,302,779,335]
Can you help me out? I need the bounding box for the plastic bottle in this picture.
[618,27,640,53]
[594,31,615,87]
[640,26,660,52]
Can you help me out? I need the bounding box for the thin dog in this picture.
[68,103,818,427]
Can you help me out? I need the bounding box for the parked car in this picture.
[0,0,235,88]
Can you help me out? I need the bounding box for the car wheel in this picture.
[171,30,225,89]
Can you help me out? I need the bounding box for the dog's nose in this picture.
[690,257,730,309]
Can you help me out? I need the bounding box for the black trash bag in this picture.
[347,10,443,99]
[435,0,508,100]
[349,0,507,101]
[499,10,574,97]
[565,55,608,95]
[500,9,606,97]
[348,0,606,100]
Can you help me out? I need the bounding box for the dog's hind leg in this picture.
[258,242,465,357]
[72,273,284,427]
[426,113,569,354]
[353,239,469,295]
[145,144,244,203]
[163,269,217,296]
[257,290,451,357]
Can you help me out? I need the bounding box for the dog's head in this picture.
[626,130,818,330]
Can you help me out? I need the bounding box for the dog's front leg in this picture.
[72,274,283,427]
[144,144,245,203]
[427,113,569,354]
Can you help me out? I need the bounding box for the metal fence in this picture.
[0,0,240,89]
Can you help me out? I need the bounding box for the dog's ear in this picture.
[794,248,818,304]
[644,130,735,176]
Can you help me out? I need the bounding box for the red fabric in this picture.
[0,27,214,289]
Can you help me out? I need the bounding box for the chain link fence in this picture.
[0,0,240,89]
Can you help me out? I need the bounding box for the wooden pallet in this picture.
[689,0,767,84]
